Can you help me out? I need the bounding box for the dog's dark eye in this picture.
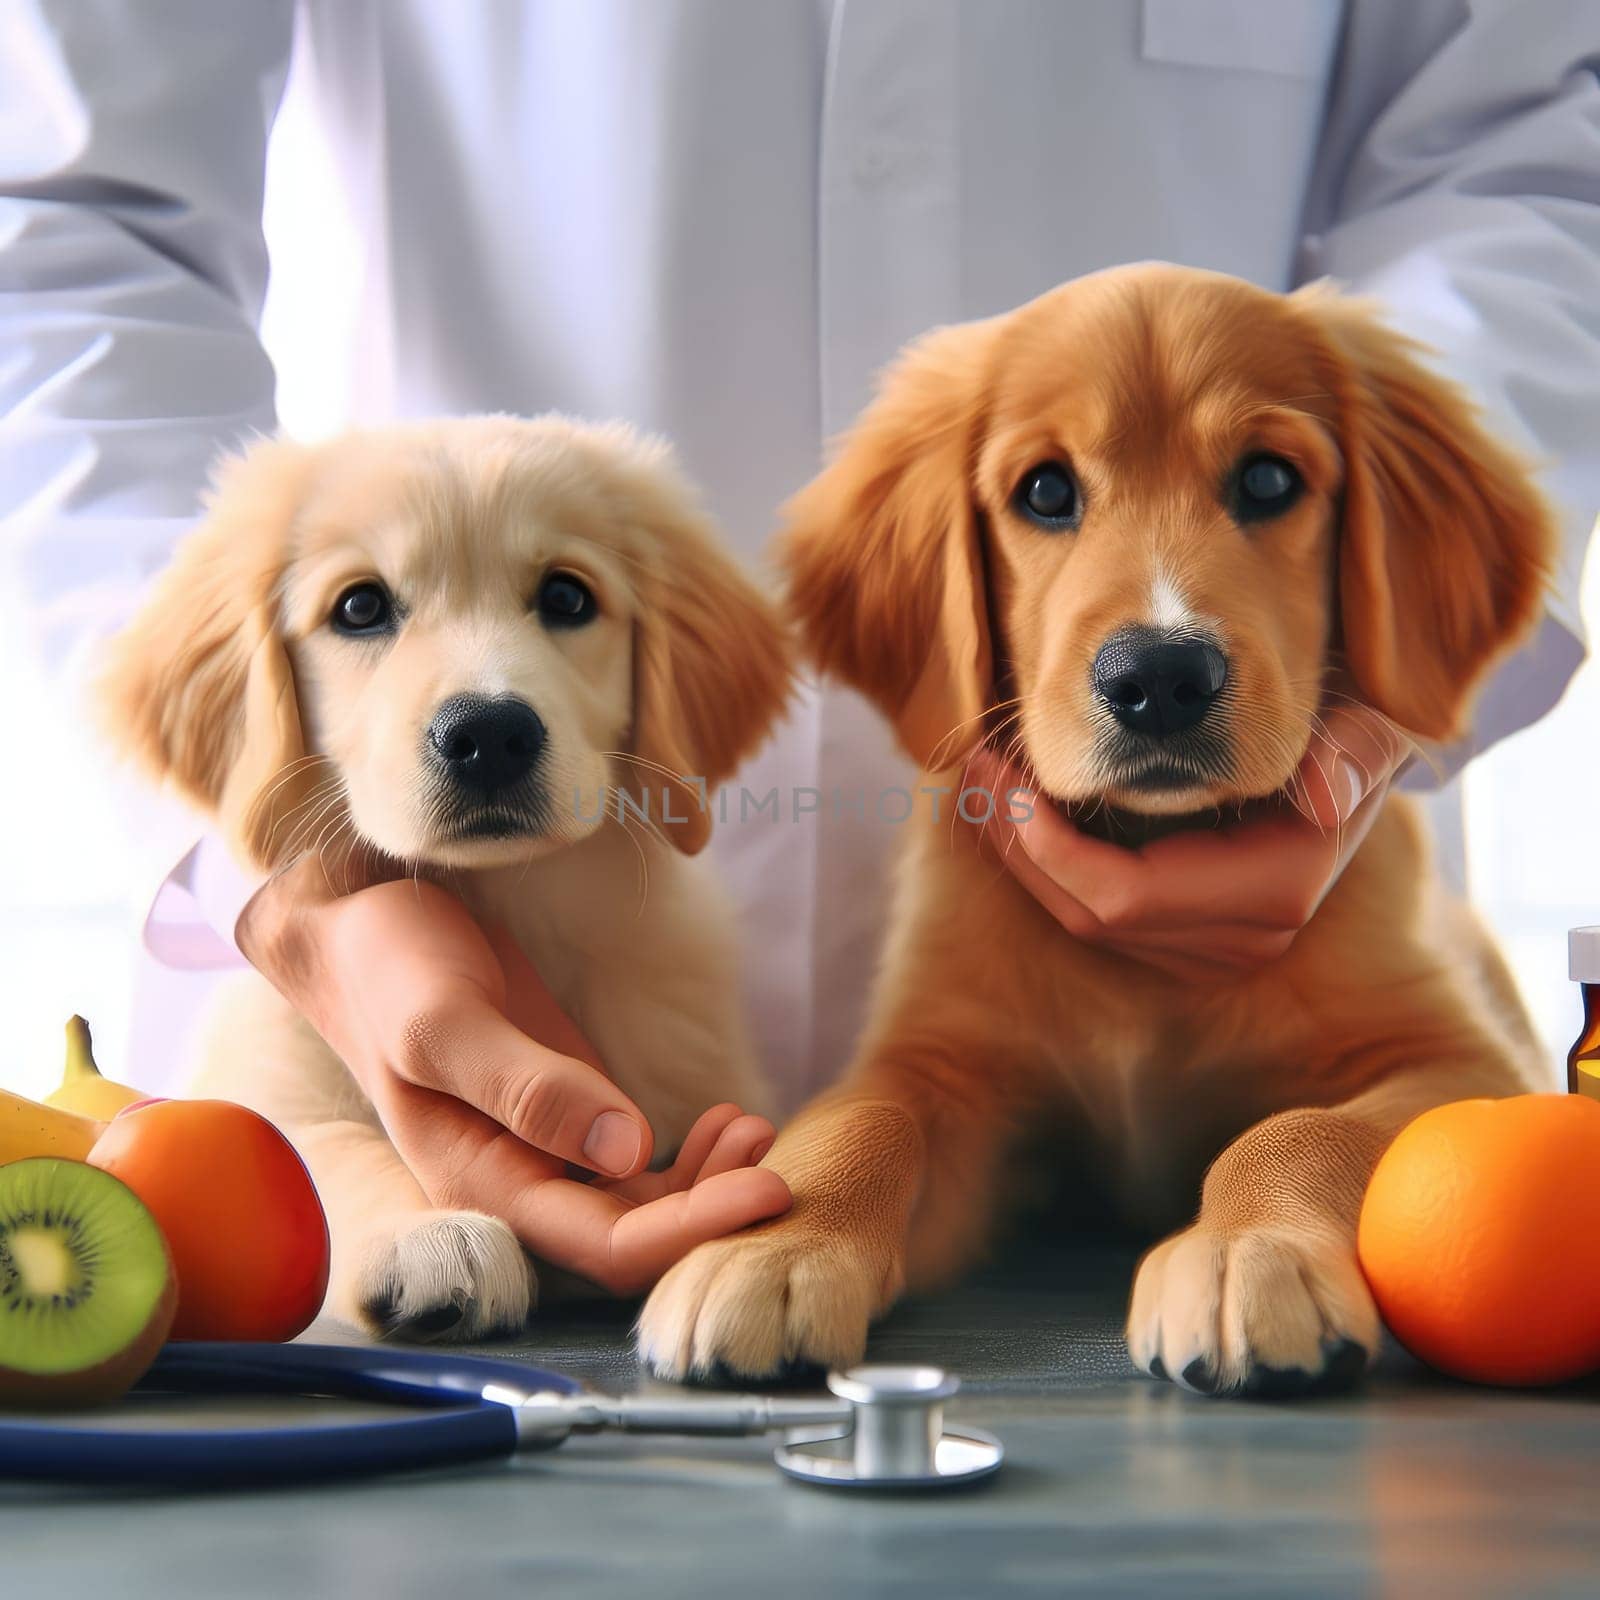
[537,571,598,628]
[331,582,393,636]
[1014,462,1080,530]
[1232,454,1303,523]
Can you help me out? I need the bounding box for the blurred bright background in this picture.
[2,67,1597,1100]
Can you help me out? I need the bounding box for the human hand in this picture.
[237,856,790,1294]
[967,702,1411,982]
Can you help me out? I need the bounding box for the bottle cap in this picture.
[1570,927,1600,982]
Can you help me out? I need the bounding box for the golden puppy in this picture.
[102,415,789,1339]
[639,264,1553,1393]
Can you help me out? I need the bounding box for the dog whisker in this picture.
[264,776,349,863]
[602,750,697,786]
[602,782,658,915]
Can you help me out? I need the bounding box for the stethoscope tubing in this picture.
[2,1343,582,1488]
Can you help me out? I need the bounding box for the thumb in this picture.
[964,748,1033,834]
[395,990,654,1178]
[1291,703,1411,831]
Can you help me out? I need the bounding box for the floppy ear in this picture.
[779,318,997,771]
[1302,290,1556,742]
[98,439,325,871]
[615,443,791,855]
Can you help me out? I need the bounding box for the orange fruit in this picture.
[1358,1094,1600,1386]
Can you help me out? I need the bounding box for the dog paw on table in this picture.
[1126,1222,1380,1396]
[348,1212,538,1343]
[636,1222,900,1381]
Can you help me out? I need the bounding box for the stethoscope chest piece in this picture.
[773,1365,1003,1490]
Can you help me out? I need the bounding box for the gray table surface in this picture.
[5,1237,1598,1599]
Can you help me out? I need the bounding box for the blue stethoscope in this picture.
[2,1343,1002,1492]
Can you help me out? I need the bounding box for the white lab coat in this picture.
[2,0,1596,1105]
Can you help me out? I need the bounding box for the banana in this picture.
[0,1089,101,1164]
[1,1019,130,1164]
[43,1016,146,1121]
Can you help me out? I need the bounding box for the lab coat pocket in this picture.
[1141,0,1342,80]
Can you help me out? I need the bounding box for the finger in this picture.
[600,1168,793,1293]
[963,748,1011,827]
[973,745,1352,944]
[606,1108,777,1204]
[1101,947,1253,983]
[969,752,1209,930]
[619,1103,746,1200]
[395,995,654,1177]
[382,1099,656,1283]
[376,1093,729,1293]
[980,814,1111,940]
[1004,797,1284,932]
[1004,787,1388,946]
[1018,804,1341,931]
[967,754,1105,938]
[1291,703,1412,830]
[663,1103,747,1184]
[1104,922,1298,963]
[964,749,1044,838]
[499,1160,793,1294]
[691,1112,777,1183]
[1101,925,1298,978]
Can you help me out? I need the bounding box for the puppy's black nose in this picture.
[429,695,546,792]
[1092,630,1228,738]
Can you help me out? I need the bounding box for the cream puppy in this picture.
[102,416,790,1340]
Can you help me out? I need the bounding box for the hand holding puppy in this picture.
[969,702,1410,982]
[238,856,790,1296]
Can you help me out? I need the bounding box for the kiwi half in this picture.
[0,1157,176,1408]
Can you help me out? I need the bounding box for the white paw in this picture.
[355,1213,537,1343]
[637,1225,898,1380]
[1126,1223,1379,1396]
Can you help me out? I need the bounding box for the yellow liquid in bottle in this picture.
[1569,982,1600,1099]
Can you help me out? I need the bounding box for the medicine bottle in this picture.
[1569,927,1600,1099]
